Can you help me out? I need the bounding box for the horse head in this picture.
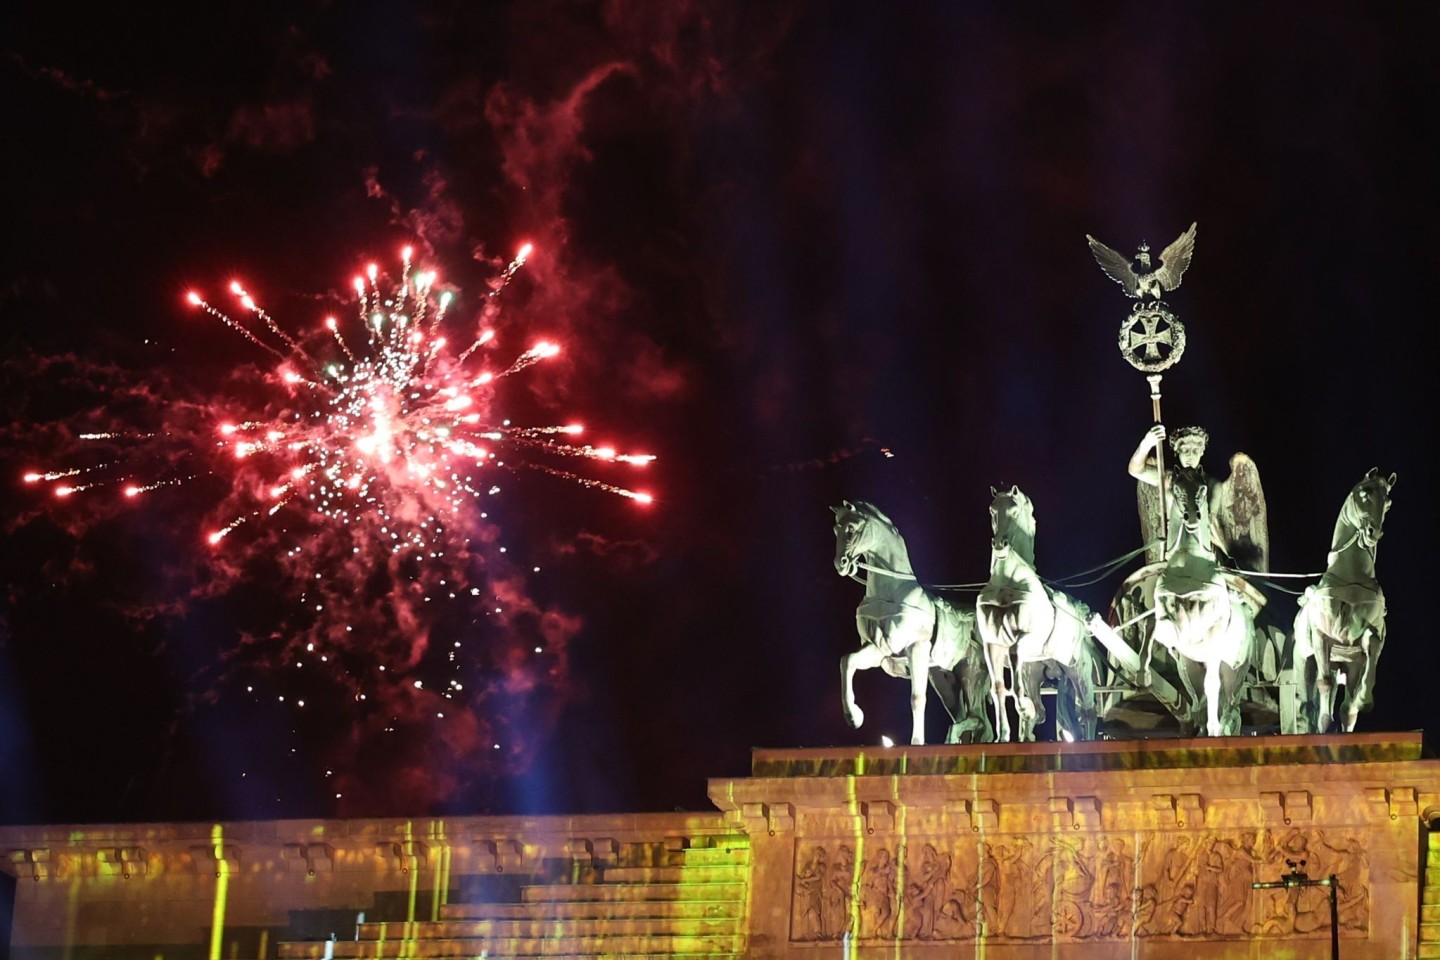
[1170,479,1214,561]
[832,500,900,578]
[1341,468,1396,552]
[988,484,1036,567]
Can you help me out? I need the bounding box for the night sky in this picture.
[2,3,1437,825]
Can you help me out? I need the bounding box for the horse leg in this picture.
[1015,661,1046,742]
[1299,651,1319,734]
[1145,615,1181,692]
[840,644,885,730]
[1204,660,1224,737]
[929,667,964,744]
[961,642,995,744]
[1060,659,1097,742]
[983,640,1012,743]
[1315,632,1338,734]
[1171,654,1203,736]
[908,638,930,745]
[1296,608,1333,733]
[1138,624,1156,689]
[1343,626,1385,732]
[1217,661,1246,736]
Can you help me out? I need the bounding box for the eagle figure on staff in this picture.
[1087,221,1198,302]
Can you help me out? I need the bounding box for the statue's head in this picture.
[1169,425,1208,468]
[1135,241,1152,270]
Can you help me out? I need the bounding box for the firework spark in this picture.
[15,244,655,813]
[27,246,654,549]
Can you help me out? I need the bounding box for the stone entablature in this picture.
[3,732,1439,958]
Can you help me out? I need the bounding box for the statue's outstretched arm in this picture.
[1128,424,1166,486]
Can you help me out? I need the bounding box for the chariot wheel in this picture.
[1053,899,1086,937]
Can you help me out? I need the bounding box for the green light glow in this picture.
[208,824,229,960]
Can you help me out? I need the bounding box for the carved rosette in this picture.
[789,828,1367,943]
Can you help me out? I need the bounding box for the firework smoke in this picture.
[16,246,655,814]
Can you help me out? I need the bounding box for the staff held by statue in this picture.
[1087,221,1197,553]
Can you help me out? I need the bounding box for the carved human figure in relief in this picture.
[1134,884,1161,935]
[1217,832,1261,935]
[997,839,1040,938]
[904,843,953,940]
[1156,835,1194,911]
[974,842,1000,934]
[1258,889,1297,936]
[1046,837,1097,936]
[794,846,828,940]
[859,848,897,939]
[822,844,855,940]
[1087,837,1131,936]
[1181,836,1226,935]
[1316,830,1369,931]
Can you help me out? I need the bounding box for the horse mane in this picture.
[845,500,915,575]
[852,500,899,532]
[1331,489,1360,555]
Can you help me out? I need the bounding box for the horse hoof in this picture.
[845,709,864,729]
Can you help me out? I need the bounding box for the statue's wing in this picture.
[1086,234,1140,298]
[1154,221,1198,292]
[1137,480,1165,565]
[1212,452,1269,572]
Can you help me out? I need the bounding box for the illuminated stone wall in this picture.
[0,813,743,958]
[2,732,1439,958]
[711,732,1440,958]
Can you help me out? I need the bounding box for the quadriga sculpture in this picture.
[1293,469,1395,732]
[831,500,991,745]
[976,486,1099,743]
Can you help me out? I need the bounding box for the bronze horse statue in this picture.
[1293,469,1395,732]
[832,500,992,744]
[976,486,1099,743]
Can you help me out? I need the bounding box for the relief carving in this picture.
[858,847,897,939]
[903,842,970,939]
[792,842,858,941]
[792,844,827,940]
[996,838,1043,938]
[823,843,856,940]
[1138,827,1368,939]
[790,827,1369,943]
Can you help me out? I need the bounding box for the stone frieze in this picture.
[790,827,1367,943]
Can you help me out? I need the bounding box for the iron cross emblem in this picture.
[1118,302,1186,373]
